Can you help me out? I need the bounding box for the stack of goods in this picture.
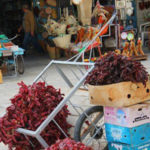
[46,138,93,150]
[85,52,150,150]
[105,102,150,150]
[0,82,71,150]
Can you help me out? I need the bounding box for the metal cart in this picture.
[16,12,117,150]
[0,34,24,76]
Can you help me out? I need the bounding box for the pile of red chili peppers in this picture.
[46,138,93,150]
[0,82,71,150]
[85,52,148,86]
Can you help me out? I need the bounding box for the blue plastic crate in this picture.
[105,123,150,146]
[108,142,150,150]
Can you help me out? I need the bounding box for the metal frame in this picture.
[139,22,150,46]
[16,12,117,149]
[17,61,95,148]
[1,53,24,77]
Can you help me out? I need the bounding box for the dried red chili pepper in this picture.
[0,82,71,150]
[46,138,93,150]
[85,52,148,86]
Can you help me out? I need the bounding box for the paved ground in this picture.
[0,50,150,150]
[0,54,93,149]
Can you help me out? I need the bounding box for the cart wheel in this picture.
[16,55,24,74]
[74,106,108,150]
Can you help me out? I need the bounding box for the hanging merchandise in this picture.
[72,0,82,5]
[57,0,70,8]
[76,0,93,25]
[121,32,128,40]
[44,16,67,36]
[92,1,109,24]
[126,1,134,16]
[115,0,126,9]
[127,32,134,41]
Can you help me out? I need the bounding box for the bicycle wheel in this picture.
[16,55,24,74]
[74,106,108,150]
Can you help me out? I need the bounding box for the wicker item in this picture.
[65,15,77,25]
[67,26,77,34]
[44,16,66,36]
[46,45,60,59]
[55,24,67,35]
[88,81,150,107]
[53,34,71,49]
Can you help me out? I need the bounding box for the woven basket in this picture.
[88,81,150,107]
[53,34,71,49]
[67,27,77,34]
[55,24,67,35]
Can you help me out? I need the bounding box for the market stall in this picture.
[0,1,150,149]
[33,0,149,62]
[34,0,118,61]
[0,34,24,76]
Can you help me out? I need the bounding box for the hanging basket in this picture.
[88,81,150,107]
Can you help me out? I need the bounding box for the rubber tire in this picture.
[16,55,24,74]
[74,106,108,150]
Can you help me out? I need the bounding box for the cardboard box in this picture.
[105,123,150,146]
[108,142,150,150]
[88,81,150,107]
[104,103,150,127]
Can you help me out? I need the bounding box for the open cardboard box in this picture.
[88,81,150,107]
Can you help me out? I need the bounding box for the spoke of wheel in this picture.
[86,126,103,145]
[81,112,103,141]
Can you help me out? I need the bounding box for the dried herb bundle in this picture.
[85,52,148,86]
